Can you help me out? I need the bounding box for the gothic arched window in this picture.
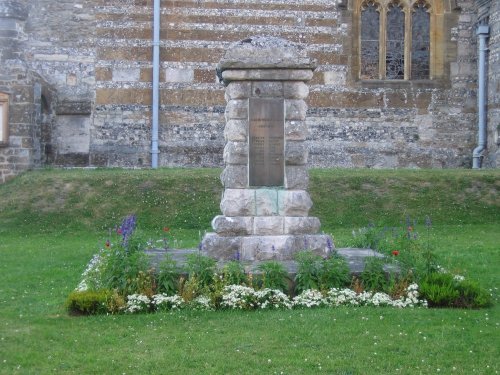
[359,0,432,80]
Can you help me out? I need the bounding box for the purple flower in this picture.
[327,238,333,255]
[119,214,136,248]
[233,250,240,261]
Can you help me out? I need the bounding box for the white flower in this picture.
[293,290,326,308]
[152,294,184,311]
[125,294,151,313]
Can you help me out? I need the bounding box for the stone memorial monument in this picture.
[201,36,333,261]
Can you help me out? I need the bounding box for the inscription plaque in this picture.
[249,98,284,186]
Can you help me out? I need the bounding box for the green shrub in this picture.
[320,253,351,290]
[156,254,179,295]
[66,290,112,315]
[360,257,388,292]
[294,251,322,293]
[222,261,247,286]
[419,273,492,308]
[457,280,493,308]
[420,273,460,307]
[185,253,216,288]
[100,247,150,296]
[257,261,289,293]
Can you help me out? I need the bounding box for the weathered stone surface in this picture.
[285,100,308,121]
[223,141,247,165]
[222,69,314,83]
[284,82,309,99]
[285,166,309,190]
[225,82,251,101]
[252,81,283,98]
[201,233,241,260]
[285,141,308,165]
[212,215,253,236]
[253,216,284,235]
[284,217,321,235]
[220,165,247,188]
[241,235,295,261]
[293,234,333,258]
[285,120,308,141]
[224,119,247,142]
[218,36,317,72]
[220,189,255,216]
[278,190,313,216]
[255,188,280,216]
[225,99,248,120]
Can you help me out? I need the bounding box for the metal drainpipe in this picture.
[472,25,489,169]
[151,0,160,168]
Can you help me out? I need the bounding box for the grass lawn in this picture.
[0,168,499,374]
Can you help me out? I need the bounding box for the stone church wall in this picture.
[1,0,498,182]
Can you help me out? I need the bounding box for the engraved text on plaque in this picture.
[249,98,284,186]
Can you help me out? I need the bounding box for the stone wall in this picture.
[486,0,500,167]
[0,0,499,181]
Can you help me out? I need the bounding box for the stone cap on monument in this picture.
[217,35,317,84]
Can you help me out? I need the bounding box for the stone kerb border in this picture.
[201,36,333,261]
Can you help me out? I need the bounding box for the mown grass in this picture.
[0,168,499,374]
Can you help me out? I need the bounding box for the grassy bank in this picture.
[0,168,499,374]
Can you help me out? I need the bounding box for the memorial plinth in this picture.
[201,36,333,261]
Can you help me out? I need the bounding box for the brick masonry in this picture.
[0,0,499,182]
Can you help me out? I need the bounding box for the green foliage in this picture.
[320,253,351,290]
[348,218,440,283]
[294,251,322,293]
[185,253,216,288]
[360,257,388,292]
[0,169,499,373]
[420,273,493,308]
[257,261,289,293]
[66,290,111,315]
[178,276,201,302]
[222,261,247,285]
[294,251,352,293]
[156,254,179,295]
[420,273,460,307]
[99,246,151,296]
[457,280,493,308]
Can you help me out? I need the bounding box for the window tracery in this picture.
[358,0,432,80]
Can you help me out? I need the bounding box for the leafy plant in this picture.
[222,260,247,286]
[185,253,216,288]
[156,254,179,295]
[320,253,351,290]
[99,246,150,296]
[420,273,493,308]
[66,290,112,315]
[257,261,289,293]
[360,256,387,292]
[419,273,460,307]
[294,251,322,293]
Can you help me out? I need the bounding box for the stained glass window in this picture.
[359,0,432,81]
[361,3,380,80]
[411,3,430,79]
[386,3,405,79]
